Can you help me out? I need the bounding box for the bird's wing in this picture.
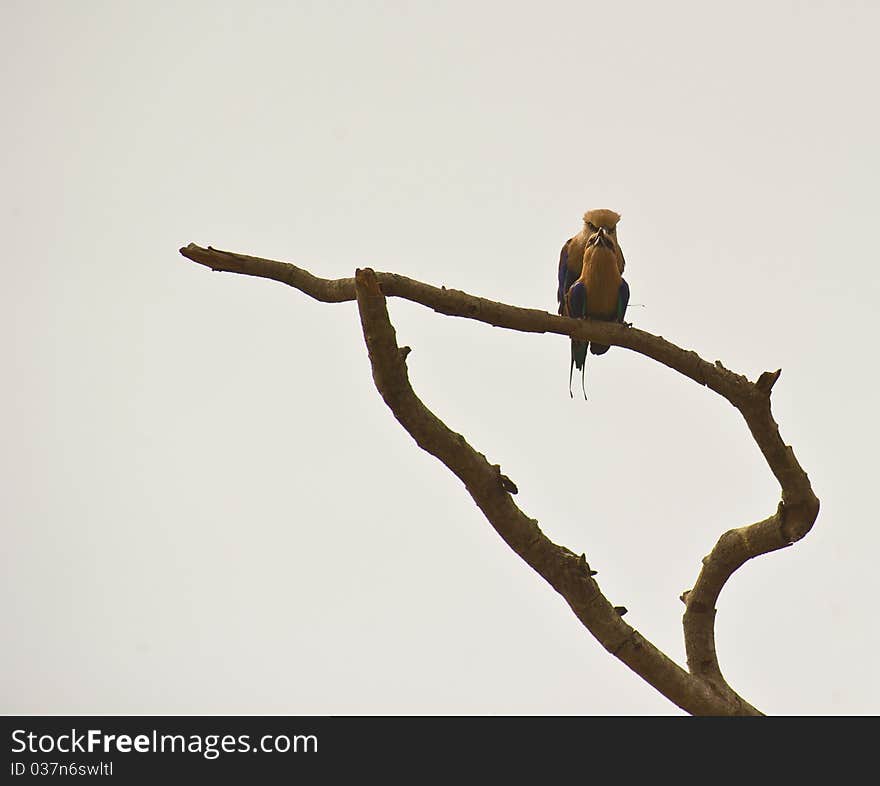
[557,237,581,314]
[617,278,630,322]
[568,280,587,319]
[557,239,571,313]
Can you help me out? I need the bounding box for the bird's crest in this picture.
[583,209,621,231]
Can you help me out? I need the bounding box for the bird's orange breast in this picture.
[581,246,621,319]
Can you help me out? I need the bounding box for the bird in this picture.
[556,209,630,397]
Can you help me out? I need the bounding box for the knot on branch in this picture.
[490,464,519,495]
[579,553,598,577]
[779,497,821,544]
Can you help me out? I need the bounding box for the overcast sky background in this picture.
[3,1,878,715]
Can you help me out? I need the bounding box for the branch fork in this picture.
[180,243,820,715]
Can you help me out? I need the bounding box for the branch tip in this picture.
[756,368,782,394]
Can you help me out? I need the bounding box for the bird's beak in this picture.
[588,227,613,249]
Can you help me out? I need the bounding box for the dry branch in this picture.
[180,242,820,714]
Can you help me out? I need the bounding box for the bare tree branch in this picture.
[352,267,750,714]
[180,242,819,714]
[179,244,753,399]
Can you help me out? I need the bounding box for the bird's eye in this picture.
[587,222,597,232]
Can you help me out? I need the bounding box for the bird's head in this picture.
[583,209,625,270]
[583,209,620,247]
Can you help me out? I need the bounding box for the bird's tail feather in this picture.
[570,340,588,399]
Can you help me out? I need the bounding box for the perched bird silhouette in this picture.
[557,209,630,397]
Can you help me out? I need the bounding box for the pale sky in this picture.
[3,0,878,715]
